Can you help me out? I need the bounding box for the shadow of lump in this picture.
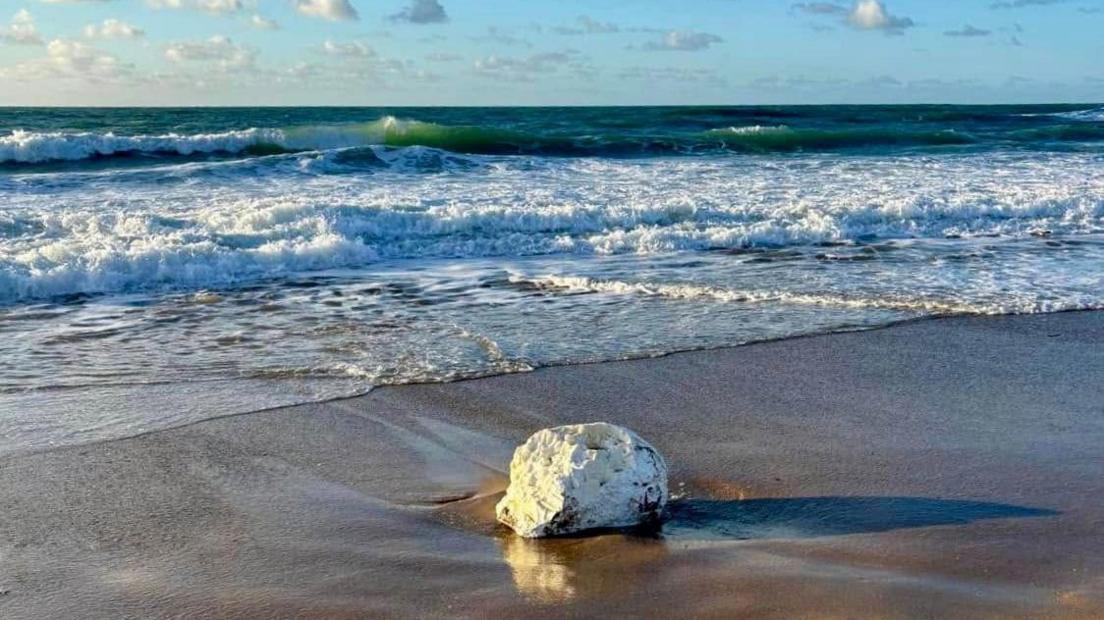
[661,495,1059,541]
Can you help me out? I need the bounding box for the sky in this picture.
[0,0,1101,106]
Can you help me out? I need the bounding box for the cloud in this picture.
[944,25,991,37]
[750,74,850,89]
[1,9,43,45]
[477,26,531,47]
[792,1,913,34]
[619,65,725,85]
[553,15,620,35]
[642,30,723,51]
[165,35,256,71]
[145,0,245,14]
[391,0,447,24]
[473,51,581,81]
[249,14,279,30]
[295,0,358,21]
[194,0,243,13]
[1,38,130,82]
[47,39,124,76]
[847,0,914,33]
[275,52,439,87]
[426,51,462,62]
[791,2,849,15]
[37,0,116,3]
[321,39,375,57]
[84,18,144,39]
[990,0,1069,7]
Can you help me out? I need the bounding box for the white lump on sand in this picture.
[495,423,669,538]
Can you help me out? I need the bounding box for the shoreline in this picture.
[2,311,1103,618]
[13,308,1098,461]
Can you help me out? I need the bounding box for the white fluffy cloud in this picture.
[84,18,144,39]
[643,30,723,51]
[1,9,43,46]
[165,35,255,70]
[793,1,914,34]
[1,37,130,83]
[196,0,244,13]
[47,39,122,75]
[847,0,914,33]
[295,0,358,21]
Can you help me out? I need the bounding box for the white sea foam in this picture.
[513,274,1100,315]
[0,128,288,163]
[2,151,1103,303]
[4,137,1104,454]
[1054,107,1104,122]
[715,125,792,135]
[0,117,442,164]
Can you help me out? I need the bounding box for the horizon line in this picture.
[1,102,1101,110]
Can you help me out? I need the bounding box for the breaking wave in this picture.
[2,183,1101,303]
[6,110,1104,166]
[0,117,534,164]
[1052,106,1104,122]
[0,127,288,164]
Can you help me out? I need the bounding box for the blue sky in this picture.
[0,0,1101,105]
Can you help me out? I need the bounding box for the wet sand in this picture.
[2,311,1103,618]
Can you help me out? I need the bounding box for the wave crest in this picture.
[7,109,1104,165]
[1053,106,1104,122]
[0,117,537,165]
[0,128,288,164]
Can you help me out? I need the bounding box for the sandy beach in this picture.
[2,311,1102,619]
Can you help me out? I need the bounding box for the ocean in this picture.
[2,105,1103,454]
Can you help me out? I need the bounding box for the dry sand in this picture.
[1,311,1103,618]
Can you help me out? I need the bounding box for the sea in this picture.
[2,105,1103,454]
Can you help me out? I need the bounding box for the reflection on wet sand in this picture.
[498,533,668,603]
[499,536,578,602]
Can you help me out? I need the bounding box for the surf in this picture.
[0,117,546,165]
[7,106,1104,167]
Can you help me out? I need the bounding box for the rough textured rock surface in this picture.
[495,423,668,538]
